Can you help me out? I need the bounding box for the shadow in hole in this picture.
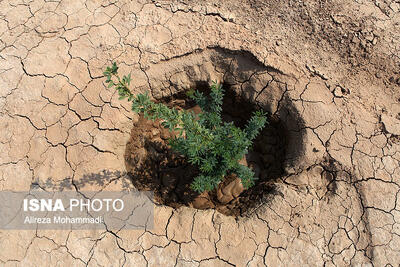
[125,135,200,208]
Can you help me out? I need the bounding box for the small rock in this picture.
[217,176,244,204]
[191,192,214,209]
[231,178,244,198]
[217,189,233,204]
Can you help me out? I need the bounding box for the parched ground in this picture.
[1,0,400,266]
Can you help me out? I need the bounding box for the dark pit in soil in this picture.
[125,83,287,217]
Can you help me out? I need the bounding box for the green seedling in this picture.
[104,63,268,193]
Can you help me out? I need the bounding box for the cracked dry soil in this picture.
[1,0,400,266]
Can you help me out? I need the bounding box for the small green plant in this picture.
[104,62,268,193]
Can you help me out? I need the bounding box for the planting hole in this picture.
[124,48,305,216]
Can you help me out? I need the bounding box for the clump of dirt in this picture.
[125,85,286,216]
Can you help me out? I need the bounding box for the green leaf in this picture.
[111,62,118,74]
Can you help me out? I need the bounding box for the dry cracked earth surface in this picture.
[1,0,400,266]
